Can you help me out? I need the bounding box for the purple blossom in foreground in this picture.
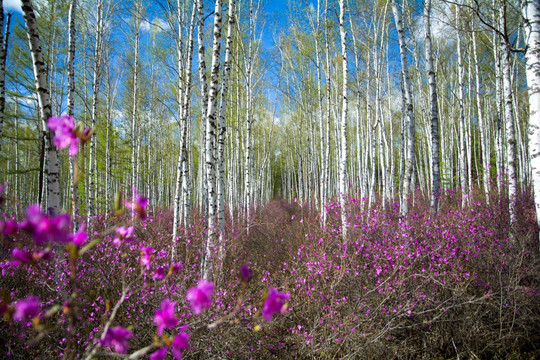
[125,188,148,219]
[69,223,88,246]
[13,296,40,321]
[154,299,179,336]
[47,116,80,156]
[262,288,290,321]
[140,246,154,270]
[101,326,132,354]
[170,326,190,359]
[150,325,189,360]
[11,248,51,266]
[153,266,167,280]
[19,205,71,245]
[149,347,168,360]
[113,226,134,245]
[186,279,214,315]
[240,265,252,283]
[1,219,18,235]
[171,262,183,274]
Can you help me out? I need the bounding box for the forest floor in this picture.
[1,188,540,359]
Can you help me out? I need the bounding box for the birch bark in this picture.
[392,0,415,217]
[424,0,440,214]
[522,0,540,248]
[22,0,60,214]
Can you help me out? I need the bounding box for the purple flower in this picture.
[150,325,189,360]
[1,219,18,235]
[154,299,179,336]
[170,325,190,360]
[19,205,71,245]
[140,246,154,270]
[240,265,252,283]
[171,262,183,274]
[11,249,33,265]
[152,266,167,280]
[125,188,148,219]
[186,279,214,315]
[101,326,132,354]
[262,288,290,321]
[149,347,168,360]
[47,116,80,156]
[113,226,134,245]
[13,296,40,321]
[69,224,88,246]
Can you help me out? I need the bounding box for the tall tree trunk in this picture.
[131,1,142,218]
[424,0,440,214]
[67,0,78,228]
[216,0,235,266]
[87,0,104,224]
[472,31,490,203]
[456,6,468,207]
[22,0,60,215]
[0,4,12,155]
[500,7,518,230]
[337,0,348,239]
[522,0,540,249]
[392,0,415,217]
[202,0,223,280]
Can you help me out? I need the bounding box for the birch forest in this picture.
[1,0,540,358]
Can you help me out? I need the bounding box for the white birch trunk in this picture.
[22,0,60,214]
[67,0,78,227]
[0,6,12,156]
[500,8,518,229]
[472,31,490,202]
[202,0,223,280]
[217,0,235,260]
[130,1,142,218]
[392,0,415,217]
[522,0,540,248]
[87,0,104,224]
[424,0,440,213]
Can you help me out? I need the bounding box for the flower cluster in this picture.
[47,115,90,156]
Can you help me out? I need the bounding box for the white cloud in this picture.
[140,18,169,33]
[4,0,22,13]
[140,19,152,32]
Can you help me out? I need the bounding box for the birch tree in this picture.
[424,0,440,213]
[0,1,12,155]
[522,0,540,248]
[202,0,223,280]
[338,0,349,239]
[392,0,415,217]
[21,0,60,214]
[67,0,78,227]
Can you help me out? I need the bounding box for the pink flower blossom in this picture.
[154,299,178,336]
[13,296,40,321]
[186,279,214,315]
[240,265,252,283]
[19,205,71,245]
[149,347,168,360]
[101,326,132,354]
[113,226,134,245]
[69,224,88,246]
[1,219,18,235]
[171,262,183,274]
[262,288,290,321]
[170,326,190,359]
[150,325,189,360]
[125,188,148,219]
[140,246,154,270]
[153,266,167,280]
[47,116,80,156]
